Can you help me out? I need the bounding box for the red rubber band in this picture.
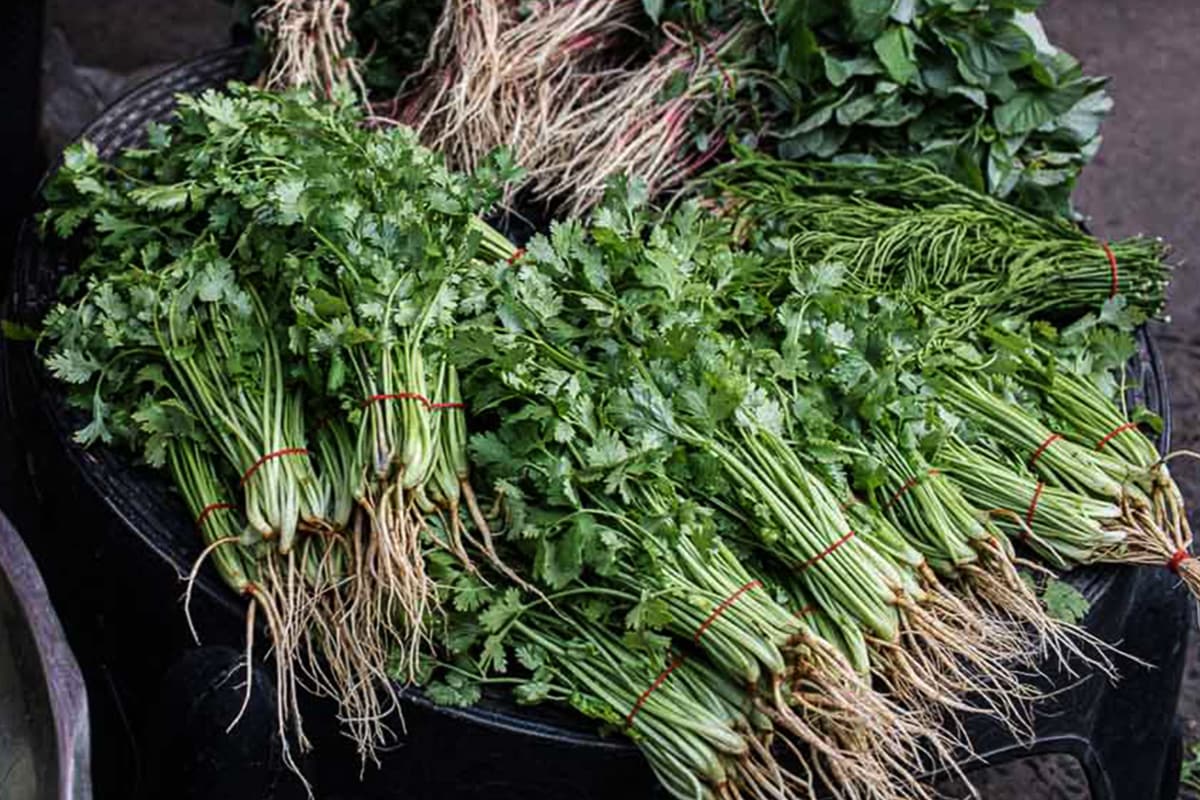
[196,502,235,530]
[628,579,766,727]
[626,655,686,728]
[800,530,856,571]
[240,448,310,486]
[1102,242,1118,298]
[885,469,940,509]
[364,392,432,409]
[1029,434,1062,468]
[1023,482,1046,541]
[363,393,465,411]
[886,477,919,508]
[507,248,526,265]
[693,580,761,644]
[1168,550,1191,574]
[1095,422,1138,451]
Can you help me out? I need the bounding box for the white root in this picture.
[400,0,738,213]
[257,0,366,99]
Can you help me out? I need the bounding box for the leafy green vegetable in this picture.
[37,83,519,772]
[350,0,445,94]
[1181,739,1200,798]
[1041,578,1090,624]
[35,74,1187,800]
[658,0,1111,216]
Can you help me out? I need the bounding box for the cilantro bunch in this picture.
[37,84,522,769]
[698,154,1183,588]
[436,169,1187,799]
[443,184,1057,797]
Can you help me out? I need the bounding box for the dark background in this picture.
[1,0,1197,796]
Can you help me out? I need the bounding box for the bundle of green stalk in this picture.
[846,329,1197,598]
[430,518,957,800]
[37,87,990,797]
[931,329,1197,592]
[436,184,1156,798]
[705,153,1169,335]
[33,86,1186,800]
[696,152,1193,597]
[37,85,523,766]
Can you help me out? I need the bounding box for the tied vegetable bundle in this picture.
[437,190,1071,799]
[32,86,1187,800]
[38,85,522,767]
[436,167,1185,798]
[707,153,1168,325]
[694,154,1191,593]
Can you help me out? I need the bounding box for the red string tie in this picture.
[801,530,856,571]
[241,448,310,486]
[364,392,431,408]
[626,655,686,728]
[885,468,940,509]
[694,581,761,644]
[1168,550,1191,575]
[1029,433,1062,468]
[363,392,465,411]
[628,579,765,727]
[506,248,526,266]
[1095,422,1138,451]
[793,604,817,620]
[196,502,235,531]
[1102,242,1118,298]
[1023,482,1046,541]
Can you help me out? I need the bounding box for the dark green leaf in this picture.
[845,0,895,43]
[873,27,918,85]
[822,53,883,88]
[1042,578,1089,624]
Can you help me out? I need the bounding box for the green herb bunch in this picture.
[435,168,1185,797]
[33,81,1190,800]
[651,0,1111,216]
[38,83,521,768]
[441,177,1174,795]
[692,156,1192,605]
